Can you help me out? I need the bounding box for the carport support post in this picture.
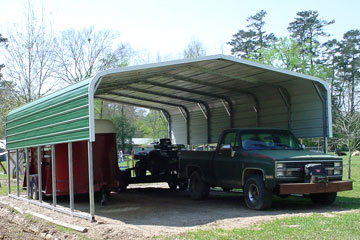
[88,141,95,220]
[25,148,30,199]
[7,151,10,194]
[16,149,19,197]
[51,145,57,207]
[37,146,42,203]
[68,142,74,214]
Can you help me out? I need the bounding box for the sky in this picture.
[1,0,360,61]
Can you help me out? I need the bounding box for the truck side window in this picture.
[220,132,239,151]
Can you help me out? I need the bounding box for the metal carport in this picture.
[5,54,332,220]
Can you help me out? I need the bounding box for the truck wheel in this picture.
[244,175,272,210]
[310,192,337,205]
[189,171,209,200]
[178,179,189,190]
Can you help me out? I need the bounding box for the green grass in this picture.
[336,155,360,208]
[170,211,360,240]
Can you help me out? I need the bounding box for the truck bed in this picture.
[178,150,215,181]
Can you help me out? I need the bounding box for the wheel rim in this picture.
[248,183,259,203]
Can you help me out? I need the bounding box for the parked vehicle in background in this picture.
[179,129,353,210]
[129,138,187,189]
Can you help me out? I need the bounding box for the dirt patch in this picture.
[0,203,81,240]
[0,183,357,239]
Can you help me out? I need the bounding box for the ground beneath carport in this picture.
[0,183,354,239]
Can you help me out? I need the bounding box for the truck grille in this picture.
[276,161,341,179]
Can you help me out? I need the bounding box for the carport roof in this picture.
[6,54,331,149]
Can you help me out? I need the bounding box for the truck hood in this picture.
[242,150,342,161]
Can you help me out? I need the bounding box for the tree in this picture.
[2,5,57,103]
[228,10,276,60]
[112,111,136,153]
[0,33,7,81]
[183,39,206,58]
[334,30,360,114]
[321,39,340,107]
[333,112,360,179]
[136,110,167,142]
[260,37,307,71]
[54,27,133,84]
[0,33,21,138]
[287,10,334,72]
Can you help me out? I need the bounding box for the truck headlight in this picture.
[334,169,341,175]
[277,163,285,169]
[276,171,285,177]
[334,162,341,167]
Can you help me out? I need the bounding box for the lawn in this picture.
[171,212,360,240]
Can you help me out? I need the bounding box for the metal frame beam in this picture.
[37,146,42,203]
[99,91,189,115]
[68,142,74,214]
[187,65,279,87]
[25,148,30,199]
[51,145,56,207]
[7,151,11,195]
[313,82,328,154]
[16,149,19,197]
[278,87,292,130]
[139,79,233,105]
[116,86,208,106]
[160,73,256,126]
[106,86,211,145]
[160,110,171,138]
[88,141,95,221]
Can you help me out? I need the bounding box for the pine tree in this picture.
[287,10,334,72]
[228,10,276,60]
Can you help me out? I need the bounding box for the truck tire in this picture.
[310,192,337,205]
[244,175,272,210]
[189,171,210,200]
[178,179,189,190]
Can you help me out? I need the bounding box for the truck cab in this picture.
[179,128,353,210]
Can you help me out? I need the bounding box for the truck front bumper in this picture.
[279,180,353,195]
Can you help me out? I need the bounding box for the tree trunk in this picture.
[348,151,352,179]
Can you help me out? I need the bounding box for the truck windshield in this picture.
[240,130,301,150]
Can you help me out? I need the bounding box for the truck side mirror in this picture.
[220,144,236,157]
[298,144,305,150]
[220,144,231,151]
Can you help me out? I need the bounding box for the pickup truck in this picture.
[178,128,353,210]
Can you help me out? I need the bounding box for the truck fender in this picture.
[242,168,265,185]
[242,168,275,191]
[186,165,203,179]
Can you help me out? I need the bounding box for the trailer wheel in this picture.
[189,171,209,200]
[135,162,146,177]
[30,178,39,200]
[244,175,272,210]
[310,192,337,205]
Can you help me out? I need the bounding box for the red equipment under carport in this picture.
[24,119,120,198]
